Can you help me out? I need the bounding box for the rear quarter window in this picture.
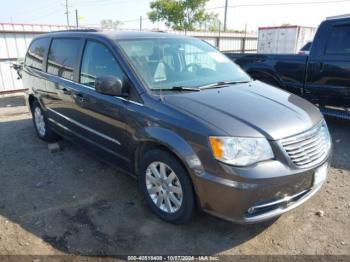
[25,38,50,71]
[47,38,81,80]
[325,25,350,55]
[301,42,312,51]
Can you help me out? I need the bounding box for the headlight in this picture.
[209,136,274,166]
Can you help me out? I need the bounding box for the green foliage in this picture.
[206,13,221,31]
[148,0,217,31]
[100,19,123,30]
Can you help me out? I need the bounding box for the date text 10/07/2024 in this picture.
[127,256,220,261]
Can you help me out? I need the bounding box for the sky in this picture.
[1,0,350,32]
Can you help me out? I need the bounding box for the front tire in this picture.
[31,101,59,142]
[139,149,195,224]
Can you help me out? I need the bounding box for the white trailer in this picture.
[257,25,316,54]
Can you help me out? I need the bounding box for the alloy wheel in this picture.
[145,161,183,213]
[34,106,46,137]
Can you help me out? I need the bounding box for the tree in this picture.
[148,0,217,31]
[206,13,221,32]
[100,19,123,30]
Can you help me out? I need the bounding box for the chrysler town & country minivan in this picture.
[21,30,332,224]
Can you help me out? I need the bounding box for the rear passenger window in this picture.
[80,41,125,88]
[325,25,350,55]
[25,38,50,71]
[47,38,81,80]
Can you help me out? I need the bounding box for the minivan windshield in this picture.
[117,37,250,91]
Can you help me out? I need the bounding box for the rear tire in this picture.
[31,101,59,142]
[139,149,195,224]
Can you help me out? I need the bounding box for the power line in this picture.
[114,0,350,27]
[14,1,62,19]
[72,0,142,6]
[121,17,150,23]
[31,9,63,22]
[15,6,64,24]
[207,0,350,10]
[231,0,350,7]
[13,0,61,16]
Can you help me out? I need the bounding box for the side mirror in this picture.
[95,75,126,96]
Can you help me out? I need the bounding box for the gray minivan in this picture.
[21,30,332,224]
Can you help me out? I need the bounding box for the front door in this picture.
[305,23,350,107]
[65,39,133,167]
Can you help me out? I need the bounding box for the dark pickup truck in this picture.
[225,17,350,119]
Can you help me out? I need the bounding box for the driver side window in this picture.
[80,40,125,88]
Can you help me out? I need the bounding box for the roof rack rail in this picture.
[51,28,100,33]
[326,14,350,20]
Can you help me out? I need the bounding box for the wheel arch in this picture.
[133,127,204,193]
[27,94,46,113]
[246,68,283,88]
[28,94,37,112]
[134,141,190,176]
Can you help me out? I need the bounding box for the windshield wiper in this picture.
[152,86,201,92]
[200,80,251,90]
[171,86,201,91]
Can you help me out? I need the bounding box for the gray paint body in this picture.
[23,31,331,223]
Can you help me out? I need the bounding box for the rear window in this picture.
[25,38,50,71]
[47,38,81,80]
[325,25,350,55]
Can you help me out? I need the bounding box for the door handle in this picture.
[62,87,71,95]
[319,62,325,72]
[74,93,87,103]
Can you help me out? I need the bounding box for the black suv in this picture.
[22,30,331,224]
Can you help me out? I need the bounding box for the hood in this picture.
[163,81,323,140]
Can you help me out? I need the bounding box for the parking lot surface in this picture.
[0,95,349,256]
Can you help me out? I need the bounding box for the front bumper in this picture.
[193,157,330,224]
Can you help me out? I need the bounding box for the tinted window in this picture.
[80,41,125,87]
[325,25,350,55]
[25,38,50,70]
[47,38,81,80]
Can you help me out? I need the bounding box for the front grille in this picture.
[280,120,331,168]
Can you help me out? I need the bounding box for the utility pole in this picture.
[75,9,79,28]
[217,20,221,49]
[242,22,247,53]
[65,0,70,26]
[182,0,189,34]
[156,9,159,30]
[224,0,228,31]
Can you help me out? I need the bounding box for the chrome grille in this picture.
[280,121,331,168]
